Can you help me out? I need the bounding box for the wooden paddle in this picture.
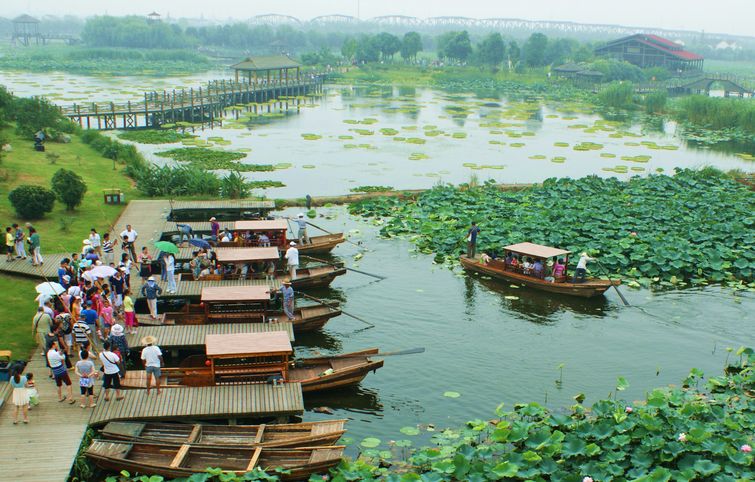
[302,254,386,280]
[304,347,426,360]
[595,260,630,306]
[299,292,375,328]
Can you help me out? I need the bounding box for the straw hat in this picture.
[110,324,124,336]
[282,279,292,285]
[141,335,157,346]
[147,276,155,281]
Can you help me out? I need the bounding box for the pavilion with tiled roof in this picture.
[231,55,301,85]
[595,34,703,72]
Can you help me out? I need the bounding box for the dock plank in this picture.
[126,322,294,350]
[88,383,303,427]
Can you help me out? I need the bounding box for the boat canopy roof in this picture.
[205,331,293,358]
[234,220,288,231]
[503,242,571,259]
[201,286,271,303]
[215,247,280,263]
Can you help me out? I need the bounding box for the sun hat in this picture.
[141,335,157,346]
[289,241,297,246]
[118,266,127,272]
[297,213,304,218]
[210,217,216,221]
[148,276,155,281]
[282,279,292,285]
[110,324,124,336]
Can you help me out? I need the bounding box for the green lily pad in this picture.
[400,426,420,436]
[360,437,381,448]
[443,391,461,398]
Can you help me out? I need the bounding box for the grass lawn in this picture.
[0,126,140,358]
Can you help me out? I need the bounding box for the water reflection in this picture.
[304,386,382,415]
[465,271,612,324]
[293,330,343,352]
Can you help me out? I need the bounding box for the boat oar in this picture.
[299,292,375,328]
[305,220,367,251]
[326,347,426,359]
[596,260,630,306]
[302,254,386,281]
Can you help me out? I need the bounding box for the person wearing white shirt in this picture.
[46,341,73,403]
[99,341,123,401]
[165,254,176,294]
[573,252,595,283]
[120,225,138,261]
[140,336,163,396]
[285,242,299,280]
[294,213,310,245]
[89,228,102,256]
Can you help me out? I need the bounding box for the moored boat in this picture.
[120,332,383,393]
[460,242,620,298]
[99,420,346,448]
[85,440,344,480]
[140,286,341,333]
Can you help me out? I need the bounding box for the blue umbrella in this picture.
[189,238,211,249]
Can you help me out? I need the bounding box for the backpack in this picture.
[58,314,73,335]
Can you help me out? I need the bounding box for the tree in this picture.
[544,38,576,66]
[8,185,56,219]
[341,38,358,62]
[477,33,506,68]
[13,97,65,137]
[355,36,380,63]
[374,32,401,61]
[508,41,521,71]
[51,168,87,210]
[400,32,423,62]
[440,31,472,63]
[523,33,548,67]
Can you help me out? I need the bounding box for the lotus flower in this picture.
[583,477,594,482]
[741,444,752,453]
[625,406,633,413]
[678,433,687,442]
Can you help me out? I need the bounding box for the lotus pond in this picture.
[1,71,753,197]
[271,207,755,451]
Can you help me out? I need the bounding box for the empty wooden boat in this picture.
[460,242,620,298]
[99,420,346,448]
[85,440,344,480]
[120,332,383,393]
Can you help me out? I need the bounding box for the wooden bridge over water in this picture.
[636,73,753,97]
[63,77,324,130]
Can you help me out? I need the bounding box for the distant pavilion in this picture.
[231,55,302,85]
[12,14,41,46]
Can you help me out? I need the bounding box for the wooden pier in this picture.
[126,322,294,350]
[62,77,323,130]
[88,383,304,427]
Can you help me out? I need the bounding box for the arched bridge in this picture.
[672,74,753,97]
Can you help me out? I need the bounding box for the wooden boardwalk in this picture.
[88,383,304,427]
[126,322,294,350]
[0,352,90,481]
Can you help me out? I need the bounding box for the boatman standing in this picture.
[279,280,295,321]
[466,222,481,258]
[573,252,595,283]
[285,241,299,280]
[295,213,310,245]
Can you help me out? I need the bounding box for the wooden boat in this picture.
[181,247,346,289]
[85,440,344,480]
[99,420,346,448]
[141,286,341,333]
[460,242,620,298]
[120,332,383,393]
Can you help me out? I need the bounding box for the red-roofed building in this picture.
[596,34,704,72]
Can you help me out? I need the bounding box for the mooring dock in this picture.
[88,383,304,427]
[125,322,294,350]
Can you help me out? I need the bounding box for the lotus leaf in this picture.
[443,391,461,398]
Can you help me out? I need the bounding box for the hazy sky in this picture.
[8,0,755,37]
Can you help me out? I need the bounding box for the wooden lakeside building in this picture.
[232,55,302,85]
[595,34,704,72]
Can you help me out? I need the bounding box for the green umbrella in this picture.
[154,240,179,254]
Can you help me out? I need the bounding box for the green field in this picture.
[0,127,139,357]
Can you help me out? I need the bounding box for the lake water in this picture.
[1,70,754,450]
[1,71,752,198]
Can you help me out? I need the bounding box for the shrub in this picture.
[644,90,668,114]
[135,165,221,197]
[598,81,635,109]
[51,168,88,210]
[220,171,250,199]
[12,97,71,137]
[8,185,56,219]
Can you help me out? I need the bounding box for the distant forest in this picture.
[1,15,755,64]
